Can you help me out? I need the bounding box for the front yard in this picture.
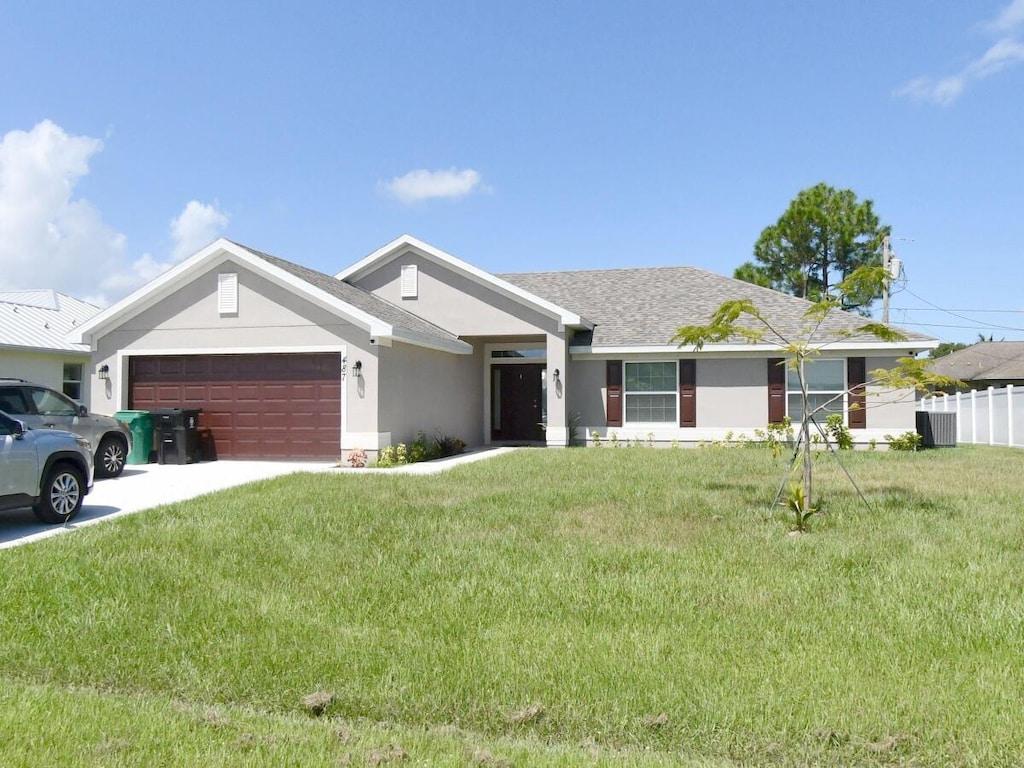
[1,446,1022,766]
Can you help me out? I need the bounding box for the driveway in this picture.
[0,448,514,550]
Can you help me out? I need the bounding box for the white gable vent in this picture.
[218,273,239,315]
[400,264,418,298]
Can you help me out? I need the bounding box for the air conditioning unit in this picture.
[916,411,957,448]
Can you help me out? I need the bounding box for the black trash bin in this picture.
[151,407,203,464]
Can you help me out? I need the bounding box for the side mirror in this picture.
[77,403,89,417]
[12,418,27,439]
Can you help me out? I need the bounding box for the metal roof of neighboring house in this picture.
[0,290,100,354]
[234,243,462,345]
[500,265,935,349]
[929,341,1024,382]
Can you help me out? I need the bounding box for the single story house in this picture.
[0,289,100,401]
[928,341,1024,393]
[72,236,937,460]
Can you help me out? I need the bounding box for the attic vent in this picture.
[218,273,238,315]
[400,264,418,299]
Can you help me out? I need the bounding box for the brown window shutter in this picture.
[606,360,623,427]
[767,358,786,424]
[848,357,867,429]
[679,359,696,427]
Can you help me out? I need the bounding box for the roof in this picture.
[499,265,935,351]
[0,290,99,354]
[929,341,1024,382]
[73,238,470,355]
[337,234,590,330]
[234,244,462,346]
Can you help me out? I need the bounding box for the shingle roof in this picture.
[0,290,100,353]
[232,243,460,344]
[499,266,933,348]
[929,341,1024,382]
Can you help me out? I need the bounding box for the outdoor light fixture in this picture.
[354,360,363,377]
[98,364,110,380]
[552,368,560,381]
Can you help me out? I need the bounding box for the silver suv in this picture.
[0,379,132,478]
[0,409,94,524]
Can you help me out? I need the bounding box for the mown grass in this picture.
[2,446,1023,766]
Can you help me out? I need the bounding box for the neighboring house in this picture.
[928,341,1024,392]
[72,236,937,460]
[0,290,100,402]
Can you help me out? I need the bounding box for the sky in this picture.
[1,1,1022,344]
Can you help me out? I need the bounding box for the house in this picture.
[0,290,100,402]
[72,236,937,460]
[926,341,1024,393]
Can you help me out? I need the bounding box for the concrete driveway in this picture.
[0,448,514,550]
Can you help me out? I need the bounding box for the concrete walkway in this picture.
[0,447,516,550]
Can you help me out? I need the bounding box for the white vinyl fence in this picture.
[918,386,1024,448]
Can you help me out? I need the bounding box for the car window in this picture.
[0,387,31,414]
[29,387,77,416]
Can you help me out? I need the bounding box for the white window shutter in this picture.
[400,264,418,298]
[218,273,238,315]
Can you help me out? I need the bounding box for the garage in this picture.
[128,353,342,460]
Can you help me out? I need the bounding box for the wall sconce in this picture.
[98,364,110,380]
[552,368,560,382]
[353,360,362,377]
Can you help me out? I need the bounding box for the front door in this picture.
[491,364,545,443]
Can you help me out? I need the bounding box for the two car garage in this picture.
[127,353,342,460]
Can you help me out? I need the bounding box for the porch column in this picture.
[546,331,568,447]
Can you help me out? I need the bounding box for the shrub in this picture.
[825,414,854,450]
[885,431,922,451]
[346,448,367,468]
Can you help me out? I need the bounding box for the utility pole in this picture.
[882,235,891,325]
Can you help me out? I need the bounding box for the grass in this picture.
[2,445,1023,766]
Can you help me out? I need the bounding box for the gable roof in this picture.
[928,341,1024,382]
[337,234,591,331]
[0,290,99,354]
[73,239,471,355]
[500,265,936,352]
[234,244,465,349]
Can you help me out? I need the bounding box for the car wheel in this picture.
[97,436,127,478]
[33,463,85,524]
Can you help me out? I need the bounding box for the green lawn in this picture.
[2,446,1023,766]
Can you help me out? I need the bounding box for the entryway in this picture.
[490,363,545,443]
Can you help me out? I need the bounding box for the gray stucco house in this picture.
[73,236,936,460]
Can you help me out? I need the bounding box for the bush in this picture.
[885,431,922,451]
[374,430,465,467]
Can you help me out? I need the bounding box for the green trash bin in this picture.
[113,410,154,464]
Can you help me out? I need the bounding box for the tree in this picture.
[673,265,954,529]
[734,183,890,314]
[929,341,968,359]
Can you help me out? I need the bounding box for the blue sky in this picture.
[1,1,1022,344]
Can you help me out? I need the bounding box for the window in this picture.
[624,361,677,423]
[63,363,83,400]
[29,387,77,417]
[787,359,845,424]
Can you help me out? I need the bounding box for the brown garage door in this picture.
[129,353,341,460]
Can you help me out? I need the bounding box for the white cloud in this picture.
[988,0,1024,33]
[379,167,485,204]
[896,1,1024,105]
[0,120,126,297]
[99,200,230,299]
[170,200,230,262]
[0,119,229,305]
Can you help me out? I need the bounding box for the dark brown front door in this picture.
[491,364,545,443]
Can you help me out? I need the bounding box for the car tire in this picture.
[33,463,85,524]
[96,436,128,478]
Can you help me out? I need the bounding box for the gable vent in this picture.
[218,273,239,315]
[400,264,418,298]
